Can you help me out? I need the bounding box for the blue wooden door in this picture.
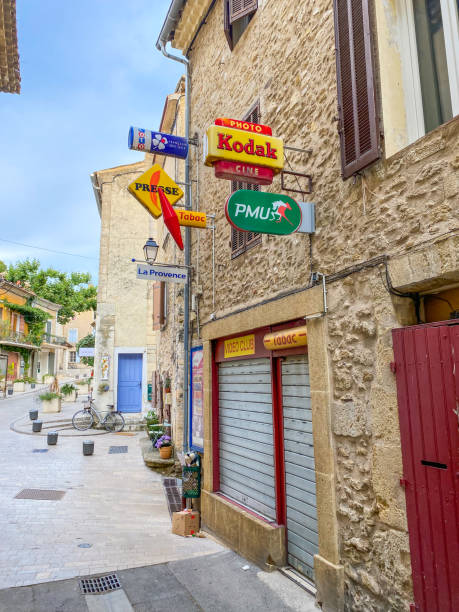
[117,353,142,413]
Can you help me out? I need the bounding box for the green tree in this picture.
[0,260,6,273]
[6,259,97,324]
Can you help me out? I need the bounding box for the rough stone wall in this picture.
[328,271,413,610]
[172,0,459,609]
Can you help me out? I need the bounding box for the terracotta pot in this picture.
[159,445,172,459]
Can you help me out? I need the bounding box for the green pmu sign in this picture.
[225,190,302,235]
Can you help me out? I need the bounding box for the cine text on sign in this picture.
[224,334,256,358]
[136,264,188,284]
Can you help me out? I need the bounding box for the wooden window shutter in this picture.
[230,0,257,24]
[152,282,165,330]
[333,0,380,179]
[223,0,233,50]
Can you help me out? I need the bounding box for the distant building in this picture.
[0,0,21,94]
[61,309,95,375]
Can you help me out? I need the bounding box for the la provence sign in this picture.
[225,190,302,235]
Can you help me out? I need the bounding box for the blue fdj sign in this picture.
[128,127,188,159]
[136,264,188,284]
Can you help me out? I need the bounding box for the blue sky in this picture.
[0,0,182,282]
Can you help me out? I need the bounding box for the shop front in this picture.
[208,320,318,582]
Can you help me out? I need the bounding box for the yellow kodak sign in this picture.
[175,209,207,228]
[128,164,183,218]
[204,125,284,173]
[263,326,307,350]
[224,334,255,358]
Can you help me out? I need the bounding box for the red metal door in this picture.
[392,321,459,612]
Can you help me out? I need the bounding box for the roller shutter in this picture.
[283,355,318,581]
[218,358,276,520]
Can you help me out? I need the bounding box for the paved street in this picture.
[0,391,223,588]
[0,391,316,611]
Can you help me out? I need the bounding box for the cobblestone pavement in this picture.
[0,392,224,589]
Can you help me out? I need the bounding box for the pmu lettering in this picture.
[234,203,278,221]
[135,183,179,196]
[217,133,277,159]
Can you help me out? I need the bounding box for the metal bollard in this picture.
[47,431,58,445]
[29,409,38,421]
[32,421,42,433]
[83,440,94,456]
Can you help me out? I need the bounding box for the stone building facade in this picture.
[157,1,459,611]
[91,161,159,419]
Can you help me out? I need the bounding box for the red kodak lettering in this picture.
[217,133,232,151]
[244,139,255,155]
[266,142,277,159]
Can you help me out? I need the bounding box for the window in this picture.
[374,0,459,156]
[410,0,459,134]
[224,0,258,50]
[231,181,262,258]
[46,321,52,334]
[68,328,78,344]
[69,351,77,363]
[152,282,167,330]
[230,102,262,258]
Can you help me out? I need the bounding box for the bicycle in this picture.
[72,395,125,432]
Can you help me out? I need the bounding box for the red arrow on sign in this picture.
[158,187,184,251]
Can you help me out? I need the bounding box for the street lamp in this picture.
[143,238,159,264]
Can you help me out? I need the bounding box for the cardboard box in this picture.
[172,510,200,537]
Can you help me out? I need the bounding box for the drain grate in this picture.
[108,446,128,454]
[163,478,182,515]
[79,574,121,594]
[32,449,49,453]
[15,489,65,500]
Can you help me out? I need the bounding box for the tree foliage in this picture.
[76,333,95,366]
[0,260,6,273]
[6,259,97,324]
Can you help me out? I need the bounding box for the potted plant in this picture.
[155,434,173,459]
[13,378,25,393]
[39,391,62,413]
[60,383,78,402]
[164,376,172,405]
[98,383,109,393]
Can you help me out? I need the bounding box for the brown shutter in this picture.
[152,282,165,330]
[223,0,233,50]
[333,0,380,180]
[230,0,258,24]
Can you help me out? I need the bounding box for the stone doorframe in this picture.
[201,284,344,612]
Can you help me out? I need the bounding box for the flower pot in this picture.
[62,390,77,402]
[13,382,25,393]
[47,431,58,445]
[32,421,42,433]
[29,409,38,421]
[42,397,61,413]
[83,440,94,456]
[159,445,172,459]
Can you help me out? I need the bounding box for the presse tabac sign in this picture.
[204,125,284,174]
[225,190,302,235]
[128,164,183,218]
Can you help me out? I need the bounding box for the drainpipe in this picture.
[156,32,191,454]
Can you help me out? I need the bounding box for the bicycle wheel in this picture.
[72,410,94,431]
[104,412,125,433]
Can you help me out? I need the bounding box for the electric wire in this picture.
[0,238,98,261]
